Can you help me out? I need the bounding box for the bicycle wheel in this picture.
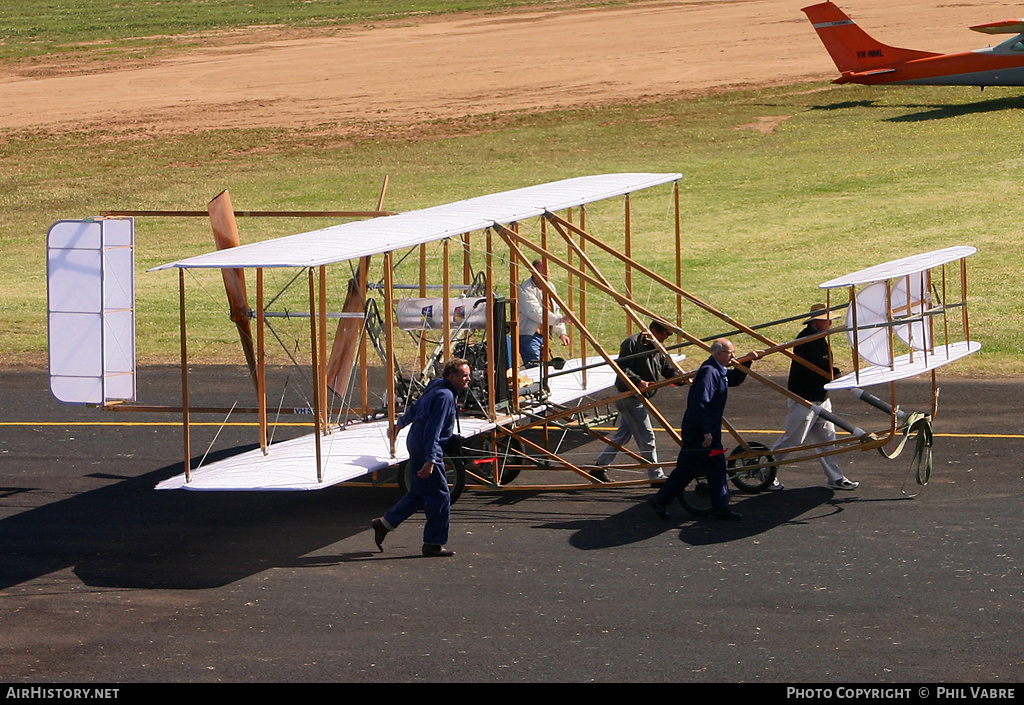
[679,479,714,517]
[397,454,468,504]
[466,434,524,485]
[728,441,778,493]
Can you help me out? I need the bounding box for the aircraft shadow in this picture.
[805,94,1024,122]
[561,487,853,550]
[809,99,881,111]
[885,94,1024,122]
[0,445,399,591]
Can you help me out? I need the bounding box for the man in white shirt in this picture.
[518,259,569,366]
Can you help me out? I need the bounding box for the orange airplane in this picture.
[804,1,1024,86]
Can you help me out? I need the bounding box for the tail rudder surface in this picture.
[802,2,937,75]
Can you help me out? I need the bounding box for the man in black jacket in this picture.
[592,320,680,482]
[769,304,858,491]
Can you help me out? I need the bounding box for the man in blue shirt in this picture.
[649,339,756,521]
[372,358,471,557]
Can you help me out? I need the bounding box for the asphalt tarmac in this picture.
[1,366,1022,684]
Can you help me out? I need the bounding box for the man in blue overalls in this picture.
[372,358,471,557]
[648,339,757,521]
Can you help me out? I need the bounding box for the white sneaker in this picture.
[759,469,783,490]
[828,478,859,490]
[649,469,667,481]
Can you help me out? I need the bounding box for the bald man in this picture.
[649,339,756,521]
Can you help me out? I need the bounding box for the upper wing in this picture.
[150,173,682,271]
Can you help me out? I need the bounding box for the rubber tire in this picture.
[467,434,523,485]
[397,454,468,504]
[679,479,714,517]
[728,441,778,493]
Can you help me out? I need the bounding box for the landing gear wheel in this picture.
[679,479,714,517]
[728,442,778,493]
[467,434,524,485]
[397,454,468,504]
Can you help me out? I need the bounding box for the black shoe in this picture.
[371,518,389,552]
[710,507,743,521]
[588,468,610,483]
[648,495,671,520]
[422,544,455,557]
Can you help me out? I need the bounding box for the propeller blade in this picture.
[326,178,388,400]
[208,190,257,381]
[326,260,368,397]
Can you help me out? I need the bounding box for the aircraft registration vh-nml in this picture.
[46,173,979,513]
[804,1,1024,87]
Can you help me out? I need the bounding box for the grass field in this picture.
[2,3,1021,376]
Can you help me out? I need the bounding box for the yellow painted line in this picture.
[933,433,1024,439]
[734,429,1024,439]
[0,421,314,427]
[2,422,1021,438]
[588,426,1024,440]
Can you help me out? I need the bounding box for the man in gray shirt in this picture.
[592,320,679,482]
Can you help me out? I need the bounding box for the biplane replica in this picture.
[45,172,979,512]
[804,1,1024,87]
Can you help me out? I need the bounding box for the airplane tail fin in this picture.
[802,2,938,80]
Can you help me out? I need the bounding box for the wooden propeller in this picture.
[325,261,368,398]
[325,177,388,400]
[208,190,257,384]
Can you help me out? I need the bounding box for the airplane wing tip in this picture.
[970,19,1024,34]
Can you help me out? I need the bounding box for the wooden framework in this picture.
[86,176,976,493]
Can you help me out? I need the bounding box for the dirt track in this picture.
[2,0,1021,135]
